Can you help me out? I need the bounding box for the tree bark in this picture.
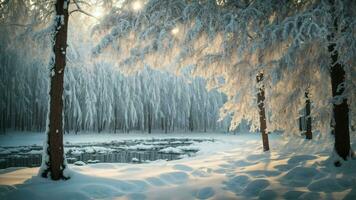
[42,0,70,180]
[329,46,351,161]
[256,72,269,151]
[328,0,351,161]
[305,91,312,140]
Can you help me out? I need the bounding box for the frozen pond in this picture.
[0,138,214,168]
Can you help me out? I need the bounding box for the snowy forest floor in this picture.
[0,132,355,200]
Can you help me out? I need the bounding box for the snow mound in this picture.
[159,147,183,154]
[74,161,86,166]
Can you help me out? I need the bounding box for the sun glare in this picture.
[132,1,143,11]
[93,7,104,18]
[171,27,179,35]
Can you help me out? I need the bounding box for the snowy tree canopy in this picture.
[93,0,355,136]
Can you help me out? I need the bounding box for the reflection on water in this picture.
[0,138,212,169]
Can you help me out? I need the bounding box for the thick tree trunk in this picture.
[305,91,312,140]
[42,0,69,180]
[329,48,351,161]
[328,0,351,161]
[329,45,351,160]
[256,72,269,151]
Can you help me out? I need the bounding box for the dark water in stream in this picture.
[0,138,213,169]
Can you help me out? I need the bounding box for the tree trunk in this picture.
[329,48,351,161]
[172,119,175,132]
[256,72,269,151]
[204,107,207,133]
[189,114,193,132]
[328,0,351,161]
[1,111,5,133]
[165,118,168,133]
[161,117,164,130]
[41,0,70,180]
[305,91,312,140]
[148,104,152,134]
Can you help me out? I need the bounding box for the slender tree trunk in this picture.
[171,119,173,132]
[41,0,70,180]
[256,72,269,151]
[298,116,303,133]
[189,102,194,132]
[75,123,79,134]
[189,114,193,132]
[165,118,168,133]
[1,111,5,133]
[161,117,164,130]
[305,91,312,140]
[148,104,152,134]
[204,107,207,133]
[114,111,117,133]
[328,0,351,162]
[204,119,207,133]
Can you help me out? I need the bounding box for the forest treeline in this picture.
[0,55,229,133]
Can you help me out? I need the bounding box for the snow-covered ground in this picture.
[0,132,355,200]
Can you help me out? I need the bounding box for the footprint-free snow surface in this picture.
[0,132,355,200]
